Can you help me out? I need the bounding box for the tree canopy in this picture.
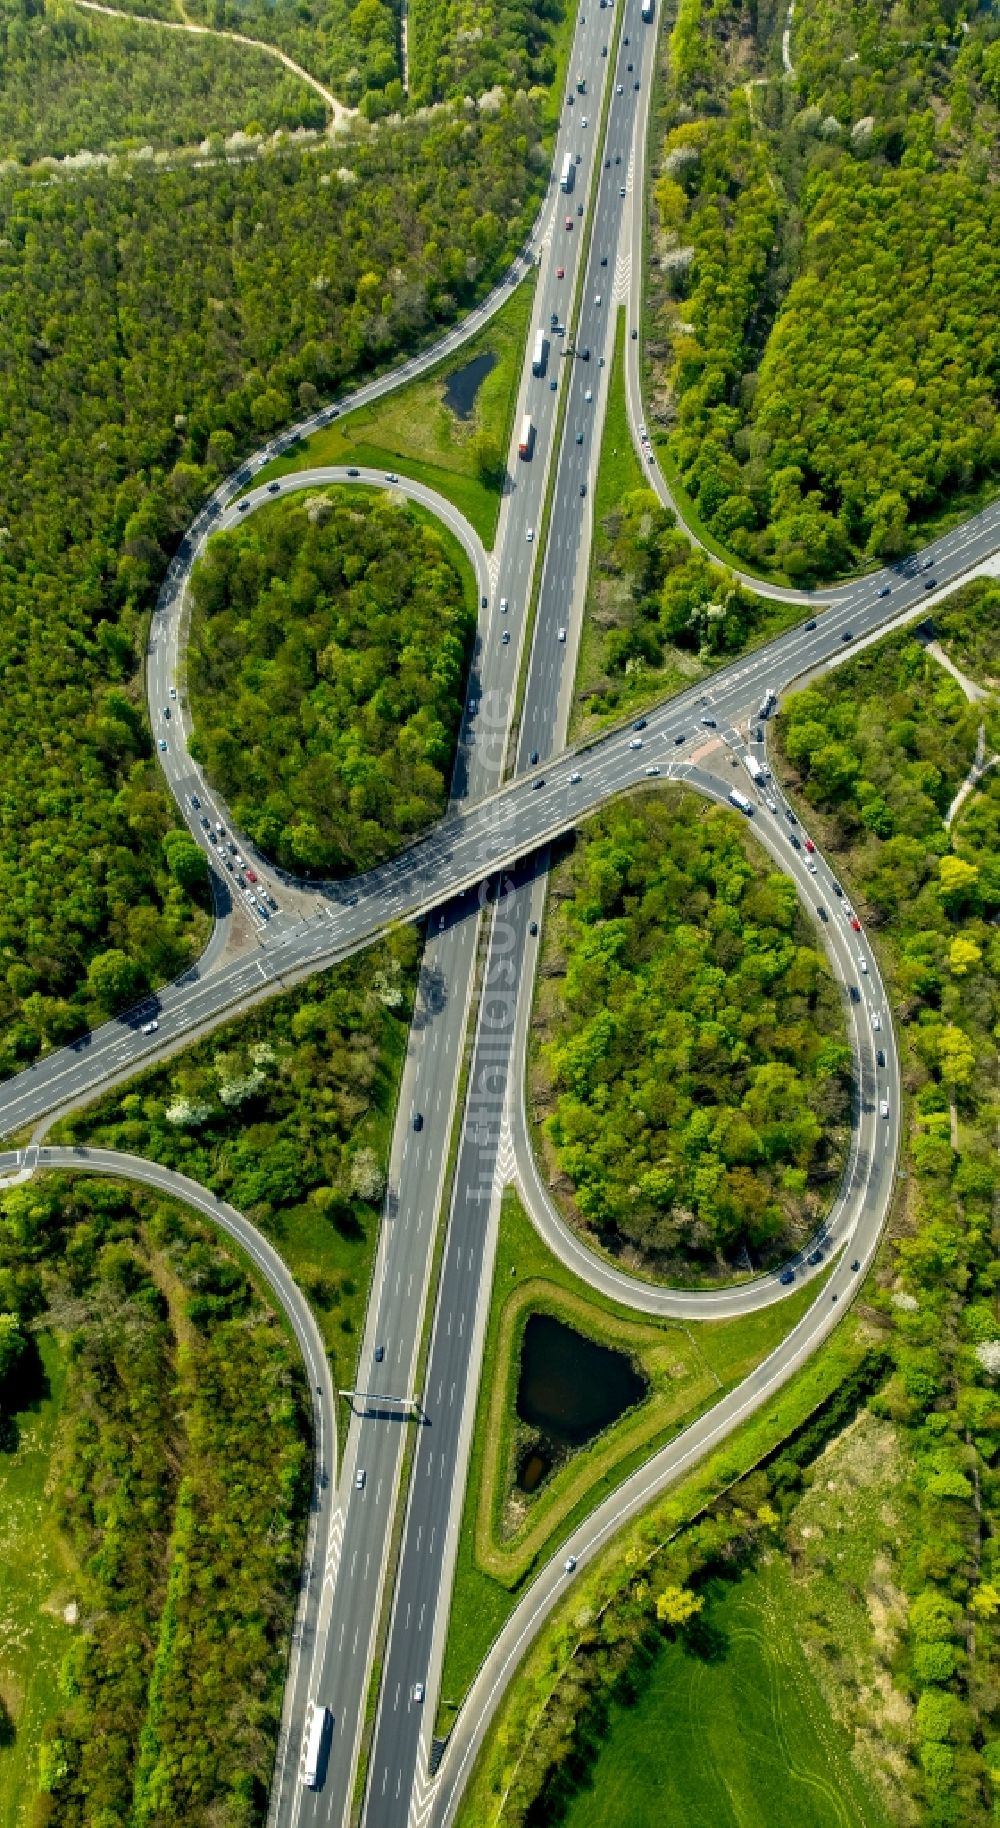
[188,492,474,874]
[533,790,850,1278]
[0,95,545,1072]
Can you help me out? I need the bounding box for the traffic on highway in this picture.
[2,0,999,1823]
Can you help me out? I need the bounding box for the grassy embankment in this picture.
[253,278,536,547]
[438,1187,823,1727]
[559,1559,891,1828]
[0,1339,76,1828]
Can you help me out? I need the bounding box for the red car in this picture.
[850,916,861,931]
[246,869,258,883]
[804,838,815,853]
[557,265,565,278]
[565,217,573,230]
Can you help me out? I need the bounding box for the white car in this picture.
[585,388,593,401]
[765,796,778,813]
[412,1683,425,1703]
[558,627,566,642]
[645,766,660,777]
[629,737,643,750]
[807,860,817,874]
[570,771,582,783]
[594,293,602,306]
[500,597,509,613]
[141,1020,159,1035]
[385,471,398,482]
[880,1100,890,1119]
[860,959,868,973]
[564,1557,577,1573]
[871,1012,881,1031]
[355,1469,365,1490]
[526,528,534,542]
[169,686,177,698]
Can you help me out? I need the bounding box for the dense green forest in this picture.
[407,0,565,107]
[0,0,326,162]
[769,583,1000,1826]
[459,583,1000,1828]
[0,98,545,1072]
[95,0,568,114]
[53,927,418,1390]
[188,492,474,874]
[0,1174,309,1825]
[98,0,401,112]
[648,0,1000,578]
[532,789,850,1279]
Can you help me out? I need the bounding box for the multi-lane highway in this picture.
[2,0,999,1825]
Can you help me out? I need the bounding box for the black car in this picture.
[580,483,587,496]
[238,500,251,512]
[347,466,360,477]
[481,594,488,609]
[412,1112,423,1132]
[674,732,685,744]
[849,985,860,1002]
[754,724,764,742]
[924,578,937,590]
[580,346,590,360]
[633,718,647,731]
[790,834,801,849]
[374,1345,385,1363]
[841,629,852,642]
[817,905,828,920]
[851,1259,861,1272]
[267,481,281,494]
[780,1269,795,1286]
[701,715,716,728]
[876,1048,886,1068]
[190,794,201,810]
[529,920,539,936]
[530,750,539,764]
[833,882,843,897]
[807,1249,824,1266]
[805,618,817,630]
[532,776,545,789]
[600,255,608,266]
[878,585,891,598]
[200,816,210,830]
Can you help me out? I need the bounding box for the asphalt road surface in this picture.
[1,0,998,1823]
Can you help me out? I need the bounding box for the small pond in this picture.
[443,350,497,420]
[516,1313,647,1450]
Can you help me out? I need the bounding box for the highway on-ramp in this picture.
[1,0,998,1823]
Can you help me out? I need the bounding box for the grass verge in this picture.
[436,1186,824,1727]
[454,1305,877,1826]
[0,1336,76,1828]
[558,1560,891,1828]
[253,279,536,549]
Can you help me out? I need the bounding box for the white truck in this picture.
[744,753,767,783]
[303,1703,330,1789]
[758,687,777,719]
[560,153,575,193]
[532,331,548,377]
[641,0,654,18]
[518,415,534,460]
[729,788,753,815]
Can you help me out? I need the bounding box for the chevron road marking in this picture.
[323,1506,346,1596]
[409,1756,436,1828]
[495,1111,516,1188]
[613,247,630,303]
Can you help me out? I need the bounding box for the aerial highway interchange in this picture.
[2,0,999,1824]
